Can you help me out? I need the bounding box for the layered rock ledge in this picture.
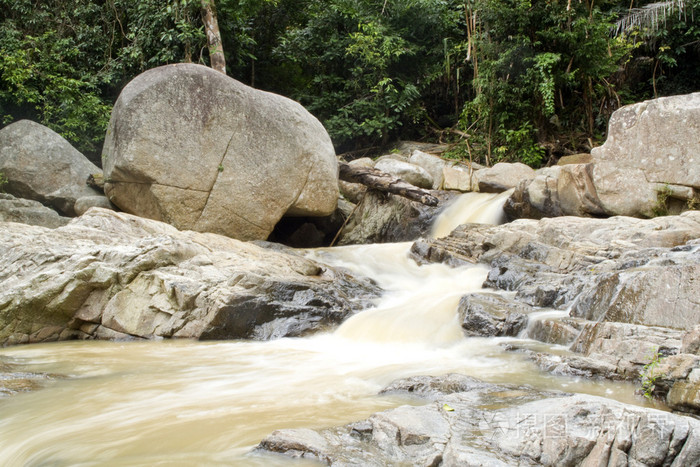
[0,209,380,346]
[410,211,700,413]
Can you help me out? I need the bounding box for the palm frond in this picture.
[614,0,692,36]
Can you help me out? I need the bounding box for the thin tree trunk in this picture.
[201,0,226,74]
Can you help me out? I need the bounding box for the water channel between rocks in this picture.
[0,191,649,466]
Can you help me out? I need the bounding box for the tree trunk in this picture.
[201,0,226,74]
[339,163,439,206]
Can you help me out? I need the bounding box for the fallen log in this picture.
[338,162,439,206]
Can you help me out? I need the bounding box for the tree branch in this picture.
[339,162,439,206]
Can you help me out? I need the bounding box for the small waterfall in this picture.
[307,191,512,345]
[430,189,513,238]
[310,243,490,345]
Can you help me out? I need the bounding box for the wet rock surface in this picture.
[256,375,700,466]
[458,293,532,337]
[337,190,459,245]
[0,357,58,397]
[0,208,380,346]
[411,211,700,413]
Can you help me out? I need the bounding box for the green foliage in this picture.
[274,0,465,150]
[0,0,205,159]
[0,0,697,165]
[457,0,637,165]
[653,183,674,216]
[617,0,700,100]
[0,171,7,192]
[533,53,561,117]
[495,122,545,167]
[640,346,664,400]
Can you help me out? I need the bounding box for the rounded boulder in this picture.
[102,63,338,240]
[0,120,102,216]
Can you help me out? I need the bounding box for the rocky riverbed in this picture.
[1,70,698,465]
[254,210,700,465]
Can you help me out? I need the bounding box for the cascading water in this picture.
[0,192,641,466]
[430,189,513,238]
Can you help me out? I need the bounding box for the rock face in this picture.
[506,93,700,220]
[504,164,606,220]
[411,211,700,412]
[337,190,458,245]
[408,150,450,189]
[0,209,380,346]
[0,194,70,228]
[591,92,700,189]
[102,63,338,241]
[257,375,700,466]
[458,293,532,337]
[0,120,102,216]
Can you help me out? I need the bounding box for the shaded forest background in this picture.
[1,0,698,167]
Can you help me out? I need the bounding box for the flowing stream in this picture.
[0,192,645,466]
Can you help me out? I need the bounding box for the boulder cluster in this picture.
[0,63,339,241]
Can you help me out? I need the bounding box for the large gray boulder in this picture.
[591,92,700,189]
[102,63,338,241]
[0,209,379,346]
[506,93,700,220]
[0,120,102,216]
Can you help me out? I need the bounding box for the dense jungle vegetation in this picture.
[1,0,698,166]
